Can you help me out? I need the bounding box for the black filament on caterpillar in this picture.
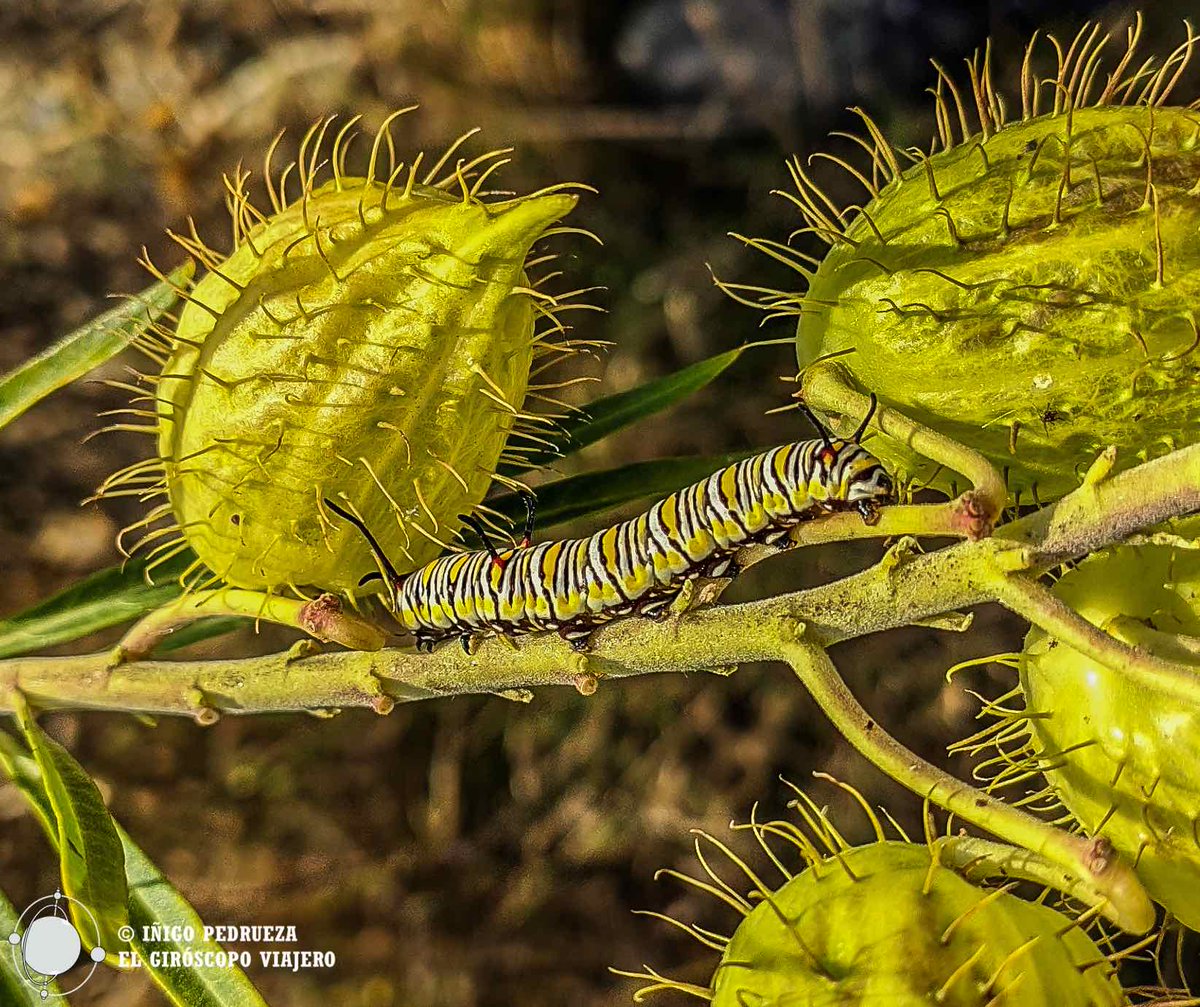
[325,397,892,653]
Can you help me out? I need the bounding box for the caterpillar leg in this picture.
[762,527,792,547]
[636,587,684,620]
[702,554,738,579]
[558,624,595,652]
[856,499,883,525]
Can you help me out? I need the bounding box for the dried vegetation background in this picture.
[0,1,1176,1004]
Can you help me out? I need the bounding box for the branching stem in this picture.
[109,360,1006,650]
[803,362,1007,538]
[1,446,1195,716]
[111,588,386,663]
[988,572,1200,705]
[934,835,1141,920]
[779,639,1154,933]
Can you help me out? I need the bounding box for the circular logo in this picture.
[7,891,106,1000]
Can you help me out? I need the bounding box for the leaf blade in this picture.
[500,343,767,476]
[13,698,130,960]
[0,552,195,659]
[0,263,192,433]
[0,733,269,1007]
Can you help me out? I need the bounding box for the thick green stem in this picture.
[2,443,1194,934]
[737,502,988,573]
[777,638,1154,933]
[1,444,1196,718]
[996,441,1200,563]
[724,365,1014,587]
[112,588,387,663]
[933,835,1137,923]
[1107,616,1200,662]
[988,572,1200,705]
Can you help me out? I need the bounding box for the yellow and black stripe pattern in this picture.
[327,433,892,652]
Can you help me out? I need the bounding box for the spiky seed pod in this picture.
[1013,543,1200,931]
[712,842,1123,1006]
[621,786,1126,1006]
[730,18,1200,501]
[95,113,592,595]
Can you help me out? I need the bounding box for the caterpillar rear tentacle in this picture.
[323,414,893,654]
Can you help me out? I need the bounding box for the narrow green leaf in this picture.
[0,734,269,1007]
[0,263,192,434]
[0,734,52,826]
[0,735,55,838]
[0,885,67,1005]
[490,452,755,530]
[13,698,129,960]
[500,342,778,476]
[0,554,242,660]
[0,552,195,659]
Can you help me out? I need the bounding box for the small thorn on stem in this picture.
[194,706,220,727]
[286,639,322,664]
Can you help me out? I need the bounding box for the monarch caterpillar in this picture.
[325,399,892,652]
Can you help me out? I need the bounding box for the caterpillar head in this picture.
[796,393,893,518]
[824,440,894,507]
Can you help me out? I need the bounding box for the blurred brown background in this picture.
[0,1,1189,1004]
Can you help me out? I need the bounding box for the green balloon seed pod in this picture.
[95,112,589,594]
[1014,542,1200,930]
[620,786,1127,1006]
[729,17,1200,501]
[712,842,1123,1007]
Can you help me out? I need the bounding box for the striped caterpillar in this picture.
[325,399,892,652]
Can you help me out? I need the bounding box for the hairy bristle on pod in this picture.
[619,785,1126,1005]
[726,16,1200,502]
[94,110,597,594]
[965,541,1200,932]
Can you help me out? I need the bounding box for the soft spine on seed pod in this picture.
[93,109,599,597]
[960,535,1200,933]
[723,16,1200,502]
[618,783,1127,1006]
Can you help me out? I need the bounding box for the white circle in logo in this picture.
[9,891,106,998]
[22,916,81,977]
